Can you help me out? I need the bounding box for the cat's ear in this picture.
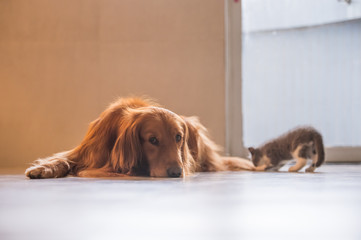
[248,147,255,155]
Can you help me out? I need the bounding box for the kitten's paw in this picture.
[288,166,299,172]
[25,165,55,179]
[305,166,315,173]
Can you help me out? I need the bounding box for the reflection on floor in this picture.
[0,164,360,240]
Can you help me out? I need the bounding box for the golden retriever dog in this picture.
[25,97,254,178]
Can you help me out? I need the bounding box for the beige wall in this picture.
[0,0,226,168]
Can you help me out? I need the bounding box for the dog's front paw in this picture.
[305,166,315,173]
[25,165,55,179]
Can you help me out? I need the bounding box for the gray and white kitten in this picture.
[248,127,325,172]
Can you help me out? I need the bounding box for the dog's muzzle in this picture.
[167,166,182,178]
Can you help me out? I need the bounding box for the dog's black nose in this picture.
[167,166,182,178]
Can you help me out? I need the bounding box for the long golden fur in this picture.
[25,97,254,178]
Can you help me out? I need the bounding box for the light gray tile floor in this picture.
[0,164,360,240]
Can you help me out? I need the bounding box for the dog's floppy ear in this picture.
[180,120,196,175]
[182,116,224,172]
[111,113,143,174]
[181,116,200,160]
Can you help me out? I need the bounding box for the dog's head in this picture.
[111,107,195,177]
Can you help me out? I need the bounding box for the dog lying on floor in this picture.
[25,97,255,178]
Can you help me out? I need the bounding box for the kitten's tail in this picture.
[314,131,325,167]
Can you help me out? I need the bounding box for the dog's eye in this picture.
[149,137,159,146]
[175,134,182,143]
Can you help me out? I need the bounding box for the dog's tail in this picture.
[222,157,255,171]
[25,151,73,179]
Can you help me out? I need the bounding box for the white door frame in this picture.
[224,0,247,158]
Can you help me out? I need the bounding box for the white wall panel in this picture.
[242,19,361,147]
